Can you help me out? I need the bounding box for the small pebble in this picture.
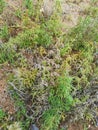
[30,124,39,130]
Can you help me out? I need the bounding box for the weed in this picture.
[0,28,35,63]
[42,109,61,130]
[14,29,35,49]
[0,109,7,129]
[60,39,72,56]
[84,124,88,130]
[69,17,98,51]
[0,0,5,14]
[0,0,98,129]
[42,74,73,130]
[0,109,5,120]
[33,25,53,47]
[0,43,18,63]
[45,17,62,37]
[25,0,33,9]
[89,7,98,17]
[0,24,9,41]
[16,68,37,89]
[24,0,42,19]
[15,9,22,19]
[8,87,31,130]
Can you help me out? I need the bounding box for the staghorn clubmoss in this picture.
[0,0,98,129]
[42,74,74,130]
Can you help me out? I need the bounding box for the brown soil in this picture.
[68,123,98,130]
[68,123,83,130]
[1,1,21,25]
[61,0,91,27]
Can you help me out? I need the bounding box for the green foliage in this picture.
[0,24,9,41]
[42,74,73,130]
[45,17,62,37]
[56,76,73,110]
[0,43,18,63]
[0,28,34,63]
[15,29,35,48]
[0,0,5,14]
[0,0,63,64]
[69,17,98,51]
[42,109,61,130]
[60,39,72,56]
[0,109,5,120]
[10,90,26,119]
[24,0,34,16]
[0,0,98,129]
[25,0,33,9]
[89,7,98,17]
[84,124,88,130]
[34,25,53,47]
[15,68,38,89]
[15,9,22,19]
[24,0,42,18]
[8,89,31,130]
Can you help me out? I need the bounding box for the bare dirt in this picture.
[61,0,91,27]
[68,123,98,130]
[42,0,91,27]
[1,1,21,25]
